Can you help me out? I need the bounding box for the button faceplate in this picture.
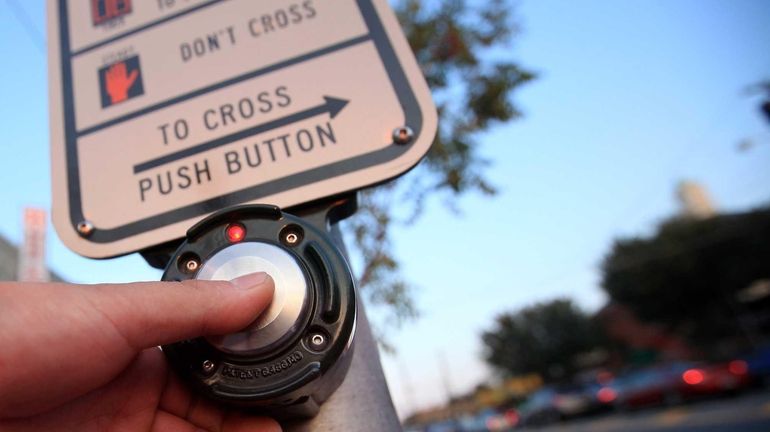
[197,241,309,355]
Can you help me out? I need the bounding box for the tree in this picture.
[481,299,603,381]
[349,0,536,332]
[760,81,770,124]
[601,207,770,351]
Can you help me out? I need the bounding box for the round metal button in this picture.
[196,241,309,355]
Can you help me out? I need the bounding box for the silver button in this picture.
[196,241,309,355]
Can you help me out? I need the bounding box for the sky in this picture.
[1,0,769,421]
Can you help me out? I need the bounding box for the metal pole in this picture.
[283,224,402,431]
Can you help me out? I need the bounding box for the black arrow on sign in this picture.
[133,96,349,174]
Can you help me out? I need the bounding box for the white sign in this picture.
[18,208,50,282]
[49,0,437,258]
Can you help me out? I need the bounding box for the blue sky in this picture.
[1,0,769,419]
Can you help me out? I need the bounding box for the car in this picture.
[424,420,459,432]
[677,360,751,398]
[484,409,520,431]
[551,383,599,418]
[517,387,562,426]
[457,409,497,432]
[742,345,770,385]
[609,360,751,410]
[518,383,603,426]
[609,363,692,409]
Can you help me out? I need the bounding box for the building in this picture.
[0,235,63,281]
[677,180,716,219]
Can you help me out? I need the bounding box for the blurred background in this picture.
[1,1,769,431]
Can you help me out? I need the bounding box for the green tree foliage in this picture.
[481,299,603,380]
[349,0,535,329]
[601,207,770,349]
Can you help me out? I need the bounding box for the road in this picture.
[520,390,770,432]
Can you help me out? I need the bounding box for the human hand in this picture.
[105,61,138,104]
[0,273,281,432]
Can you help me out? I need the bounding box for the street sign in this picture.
[49,0,437,258]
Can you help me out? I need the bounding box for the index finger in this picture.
[0,273,273,418]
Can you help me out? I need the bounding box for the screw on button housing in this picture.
[179,253,201,274]
[185,260,199,272]
[311,334,325,346]
[280,224,304,247]
[202,360,216,374]
[308,330,330,352]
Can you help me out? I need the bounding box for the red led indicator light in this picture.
[226,223,246,243]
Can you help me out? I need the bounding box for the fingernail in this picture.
[230,272,270,290]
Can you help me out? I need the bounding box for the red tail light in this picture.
[486,417,502,430]
[504,409,520,426]
[683,369,704,385]
[728,360,748,375]
[597,387,616,403]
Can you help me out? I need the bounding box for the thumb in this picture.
[0,274,274,417]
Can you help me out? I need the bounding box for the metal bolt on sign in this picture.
[76,221,94,237]
[392,126,414,145]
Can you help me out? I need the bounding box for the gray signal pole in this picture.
[285,303,401,431]
[284,223,401,431]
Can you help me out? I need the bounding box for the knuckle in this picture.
[177,279,234,335]
[179,278,231,292]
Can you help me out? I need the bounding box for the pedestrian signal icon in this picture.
[98,56,144,108]
[92,0,132,25]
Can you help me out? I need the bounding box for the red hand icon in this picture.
[105,61,138,105]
